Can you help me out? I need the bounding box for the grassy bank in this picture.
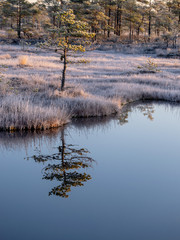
[0,43,180,131]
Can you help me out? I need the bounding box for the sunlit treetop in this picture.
[54,9,95,52]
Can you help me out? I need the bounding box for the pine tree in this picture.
[49,9,95,90]
[2,0,35,38]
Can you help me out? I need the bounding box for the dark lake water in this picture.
[1,102,180,240]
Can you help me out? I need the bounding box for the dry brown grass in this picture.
[0,54,11,59]
[18,55,28,66]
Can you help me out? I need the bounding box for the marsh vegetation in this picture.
[0,42,179,130]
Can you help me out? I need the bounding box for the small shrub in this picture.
[137,58,160,73]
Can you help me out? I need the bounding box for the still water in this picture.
[1,103,180,240]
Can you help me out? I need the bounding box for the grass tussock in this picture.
[18,55,28,66]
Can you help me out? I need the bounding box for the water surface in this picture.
[1,103,180,240]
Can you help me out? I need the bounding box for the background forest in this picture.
[0,0,179,45]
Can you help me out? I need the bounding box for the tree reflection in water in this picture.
[31,128,94,198]
[118,102,155,125]
[137,104,154,121]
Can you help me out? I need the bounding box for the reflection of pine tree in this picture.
[32,128,94,198]
[118,103,154,125]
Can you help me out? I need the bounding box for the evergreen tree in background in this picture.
[0,0,179,44]
[2,0,37,38]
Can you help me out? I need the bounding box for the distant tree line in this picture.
[0,0,179,43]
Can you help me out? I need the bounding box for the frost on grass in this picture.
[0,95,69,131]
[57,96,118,117]
[0,44,180,131]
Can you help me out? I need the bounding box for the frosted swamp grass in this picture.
[0,95,70,131]
[0,44,179,131]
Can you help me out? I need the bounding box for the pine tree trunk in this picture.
[148,13,151,41]
[108,8,111,38]
[137,27,140,36]
[61,48,67,91]
[53,14,56,26]
[148,0,152,42]
[17,3,22,39]
[17,2,22,39]
[18,15,21,39]
[118,10,122,37]
[129,21,132,42]
[116,1,122,37]
[114,11,117,34]
[116,8,119,35]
